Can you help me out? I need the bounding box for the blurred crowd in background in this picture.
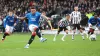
[0,0,100,33]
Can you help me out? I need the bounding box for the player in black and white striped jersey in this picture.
[39,11,52,35]
[70,6,85,40]
[53,14,70,41]
[39,14,46,30]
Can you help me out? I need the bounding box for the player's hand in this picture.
[48,18,51,20]
[14,23,17,26]
[14,14,18,18]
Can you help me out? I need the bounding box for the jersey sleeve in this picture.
[70,12,74,19]
[98,18,100,25]
[25,13,29,19]
[97,18,100,22]
[5,16,8,23]
[3,16,8,27]
[88,18,92,24]
[79,12,82,22]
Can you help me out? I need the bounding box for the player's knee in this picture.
[5,32,10,36]
[82,28,85,30]
[57,31,60,34]
[90,28,94,32]
[72,30,75,34]
[6,30,11,34]
[65,30,68,34]
[33,27,38,32]
[32,32,36,36]
[36,28,41,33]
[79,29,83,33]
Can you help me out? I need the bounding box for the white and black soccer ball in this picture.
[89,34,97,41]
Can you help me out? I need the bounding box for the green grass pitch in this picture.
[0,33,100,56]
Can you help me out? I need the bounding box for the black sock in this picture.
[57,31,60,34]
[40,30,44,35]
[28,35,35,45]
[2,33,9,39]
[88,31,90,34]
[36,28,42,38]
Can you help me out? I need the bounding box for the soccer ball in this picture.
[89,34,97,41]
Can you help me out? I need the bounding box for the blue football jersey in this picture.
[5,15,17,26]
[97,18,100,26]
[88,17,99,25]
[3,18,6,28]
[25,12,41,26]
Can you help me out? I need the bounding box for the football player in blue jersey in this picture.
[2,10,18,41]
[97,15,100,31]
[18,7,50,48]
[88,14,99,38]
[3,18,6,28]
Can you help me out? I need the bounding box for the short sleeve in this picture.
[5,16,9,21]
[25,14,29,19]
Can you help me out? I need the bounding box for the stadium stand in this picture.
[0,0,100,32]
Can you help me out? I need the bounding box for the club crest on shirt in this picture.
[10,19,14,22]
[31,18,36,21]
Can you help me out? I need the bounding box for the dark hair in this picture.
[66,14,70,16]
[94,14,98,17]
[8,10,13,12]
[74,6,78,8]
[42,10,46,13]
[30,6,36,9]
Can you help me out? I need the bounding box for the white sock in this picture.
[83,30,87,35]
[40,31,43,36]
[83,30,88,38]
[39,30,43,39]
[80,32,85,39]
[61,34,67,40]
[72,31,75,40]
[53,34,58,40]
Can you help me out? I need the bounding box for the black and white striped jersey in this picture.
[39,16,46,27]
[58,18,68,27]
[70,11,81,24]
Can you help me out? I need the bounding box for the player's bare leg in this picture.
[88,28,96,41]
[24,27,37,48]
[81,27,88,38]
[84,31,89,38]
[2,29,11,41]
[24,32,36,48]
[24,27,47,48]
[88,28,95,39]
[2,32,10,41]
[72,30,75,40]
[80,29,85,40]
[84,30,89,38]
[53,31,60,41]
[82,27,88,38]
[61,30,68,41]
[36,28,47,42]
[88,28,95,35]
